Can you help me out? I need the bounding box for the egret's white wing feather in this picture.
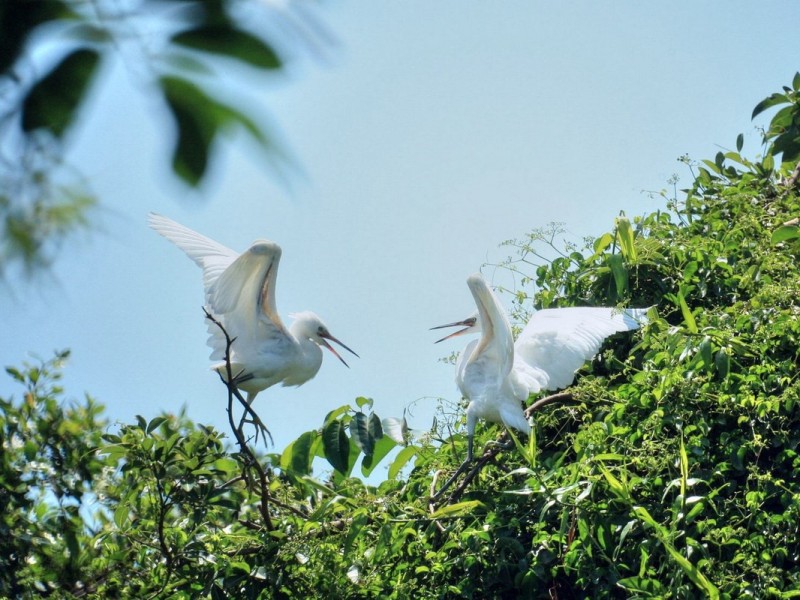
[148,213,238,304]
[208,242,290,358]
[513,307,648,395]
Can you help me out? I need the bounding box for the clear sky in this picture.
[2,2,798,461]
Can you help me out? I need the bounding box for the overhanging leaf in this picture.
[172,25,282,70]
[22,47,101,137]
[159,76,218,186]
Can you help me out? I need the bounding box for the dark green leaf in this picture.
[368,412,383,440]
[22,48,101,137]
[172,25,281,69]
[146,416,167,434]
[752,92,787,120]
[290,431,315,475]
[159,76,217,186]
[736,133,743,152]
[349,412,373,456]
[322,420,350,474]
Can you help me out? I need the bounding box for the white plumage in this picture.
[433,273,648,460]
[148,213,357,403]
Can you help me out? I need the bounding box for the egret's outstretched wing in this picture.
[147,213,238,304]
[512,307,648,396]
[208,241,291,359]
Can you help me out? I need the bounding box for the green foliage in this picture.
[4,75,800,597]
[0,0,304,277]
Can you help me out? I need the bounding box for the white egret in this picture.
[432,273,648,464]
[148,213,358,404]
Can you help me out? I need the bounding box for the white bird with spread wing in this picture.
[148,213,358,404]
[432,273,648,464]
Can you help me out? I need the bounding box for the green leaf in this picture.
[368,412,383,440]
[388,445,418,479]
[715,348,730,379]
[322,420,350,474]
[593,232,614,255]
[349,412,374,456]
[608,253,629,299]
[615,215,637,261]
[113,504,130,529]
[752,92,787,120]
[172,25,281,70]
[323,404,351,425]
[633,506,720,598]
[159,76,218,185]
[772,225,800,244]
[22,48,101,137]
[697,336,713,371]
[280,431,315,475]
[616,576,665,595]
[431,500,484,518]
[146,416,167,434]
[675,289,698,334]
[355,396,373,410]
[736,133,744,152]
[361,435,398,477]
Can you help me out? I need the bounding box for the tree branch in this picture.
[203,308,274,531]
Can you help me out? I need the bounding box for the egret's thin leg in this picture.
[431,434,474,501]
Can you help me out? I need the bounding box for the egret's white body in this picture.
[148,213,357,402]
[434,274,648,460]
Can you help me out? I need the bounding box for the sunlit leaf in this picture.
[361,435,397,477]
[431,500,484,518]
[388,445,418,479]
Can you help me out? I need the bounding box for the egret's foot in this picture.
[485,439,514,451]
[237,413,273,447]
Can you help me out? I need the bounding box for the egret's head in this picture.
[290,311,359,366]
[430,311,481,343]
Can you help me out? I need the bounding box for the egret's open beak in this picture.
[430,317,477,343]
[320,333,359,367]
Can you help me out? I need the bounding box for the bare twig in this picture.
[203,308,274,531]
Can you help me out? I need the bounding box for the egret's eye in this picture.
[318,326,326,336]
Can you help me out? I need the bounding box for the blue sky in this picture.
[3,2,799,463]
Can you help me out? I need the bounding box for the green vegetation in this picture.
[0,0,295,277]
[3,75,800,598]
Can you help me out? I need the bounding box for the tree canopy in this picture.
[2,75,800,597]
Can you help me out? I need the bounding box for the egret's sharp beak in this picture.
[320,333,359,367]
[430,317,477,343]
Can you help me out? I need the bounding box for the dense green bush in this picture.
[2,74,800,598]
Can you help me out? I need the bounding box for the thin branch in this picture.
[430,391,578,506]
[203,308,274,531]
